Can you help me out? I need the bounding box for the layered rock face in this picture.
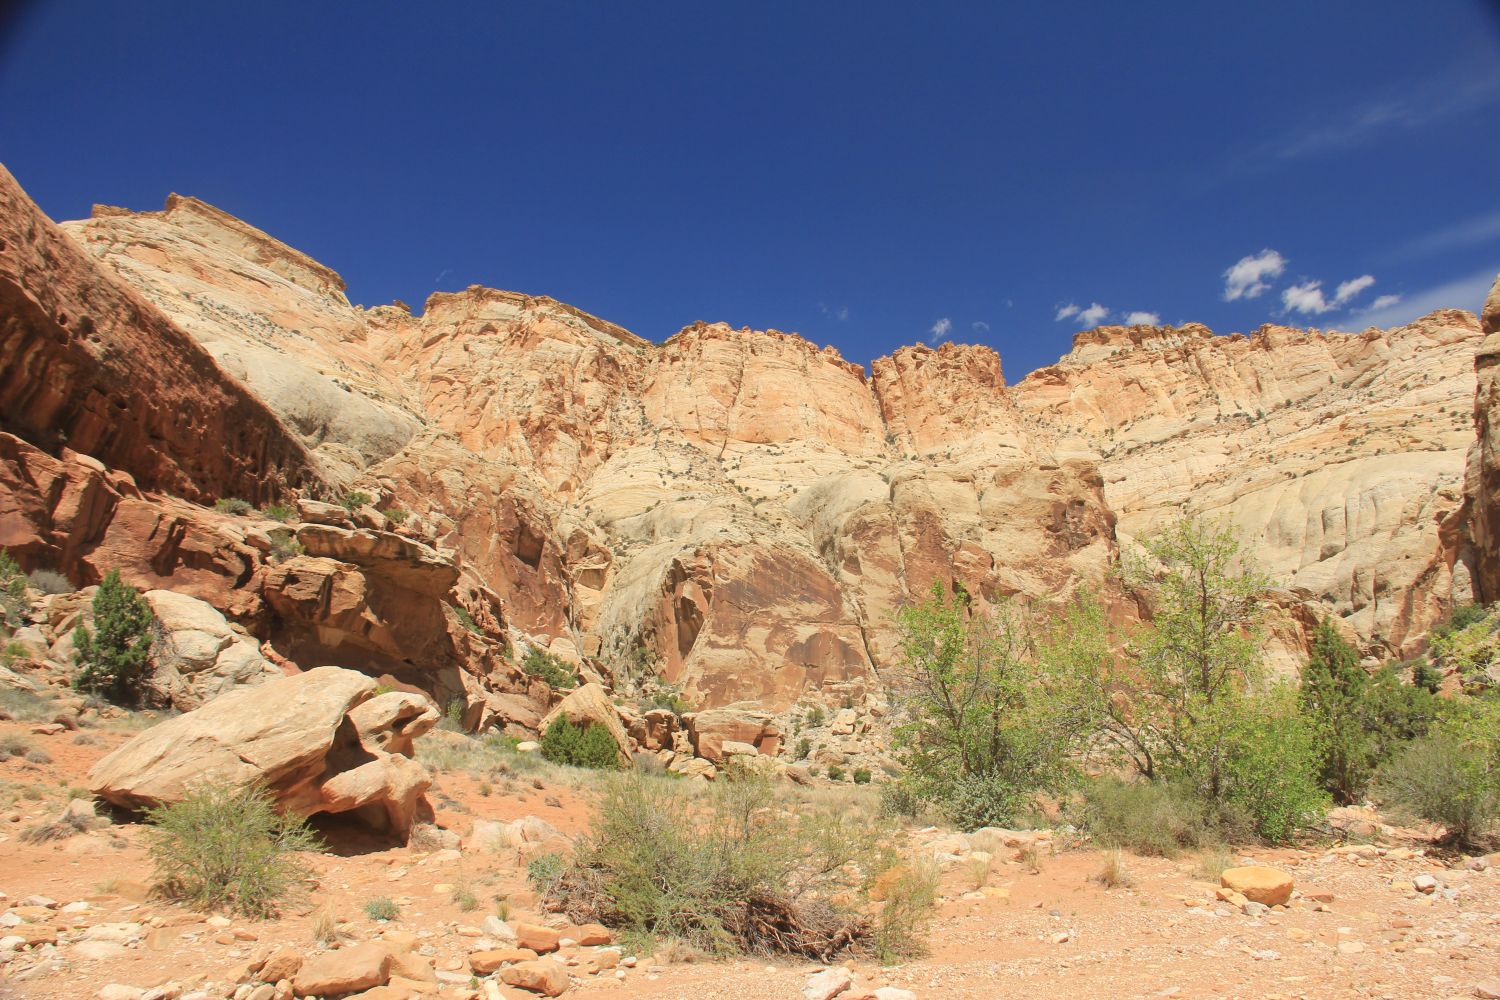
[1013,315,1482,659]
[1465,274,1500,604]
[1,165,1491,718]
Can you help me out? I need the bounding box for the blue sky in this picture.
[2,1,1498,379]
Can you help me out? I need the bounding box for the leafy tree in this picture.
[1376,697,1500,848]
[73,570,155,703]
[1301,619,1442,804]
[887,581,1083,829]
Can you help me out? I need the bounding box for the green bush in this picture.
[522,648,578,689]
[540,717,620,769]
[213,498,254,516]
[795,737,812,760]
[338,490,373,513]
[873,858,938,964]
[146,782,321,918]
[1427,604,1500,693]
[545,772,901,958]
[805,706,825,728]
[382,508,411,525]
[268,529,304,563]
[0,550,27,625]
[852,768,872,785]
[363,895,400,921]
[826,764,845,782]
[73,570,155,704]
[451,605,482,635]
[258,503,295,523]
[526,852,567,895]
[1212,686,1329,843]
[878,782,924,820]
[1075,776,1216,856]
[1376,699,1499,848]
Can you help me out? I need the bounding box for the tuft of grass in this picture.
[1018,843,1043,874]
[495,897,513,921]
[146,782,321,919]
[1195,846,1234,881]
[213,498,255,516]
[874,857,939,964]
[1093,849,1134,889]
[26,569,73,595]
[312,905,339,945]
[963,853,992,889]
[24,748,52,765]
[259,503,296,523]
[20,811,95,844]
[451,886,478,911]
[364,896,399,921]
[0,733,35,759]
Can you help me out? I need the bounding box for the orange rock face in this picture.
[2,166,1493,717]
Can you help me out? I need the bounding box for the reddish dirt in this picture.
[1,718,1497,1000]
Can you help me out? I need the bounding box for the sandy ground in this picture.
[1,717,1497,1000]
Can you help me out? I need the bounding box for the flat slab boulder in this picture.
[1221,866,1294,906]
[89,666,438,839]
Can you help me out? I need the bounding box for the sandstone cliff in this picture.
[2,166,1491,716]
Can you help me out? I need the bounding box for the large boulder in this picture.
[89,666,439,839]
[686,705,781,762]
[142,589,281,710]
[1220,866,1294,906]
[538,682,631,763]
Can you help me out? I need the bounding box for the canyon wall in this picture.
[1,165,1492,713]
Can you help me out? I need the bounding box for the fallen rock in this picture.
[803,966,853,1000]
[499,959,570,996]
[1220,866,1294,907]
[512,922,561,954]
[90,666,437,839]
[292,941,393,997]
[142,589,280,710]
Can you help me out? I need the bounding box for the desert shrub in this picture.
[451,885,478,911]
[26,569,73,595]
[1427,605,1500,693]
[638,682,689,716]
[338,490,373,513]
[258,503,295,523]
[73,569,155,704]
[438,697,466,732]
[0,640,27,668]
[363,895,399,921]
[795,737,813,760]
[805,706,826,728]
[872,858,938,964]
[1195,845,1234,880]
[268,529,304,563]
[522,648,578,689]
[0,689,55,725]
[826,765,845,782]
[0,551,26,624]
[146,782,321,918]
[1376,699,1500,848]
[1075,776,1216,856]
[853,768,872,785]
[1093,849,1133,889]
[526,852,568,895]
[540,717,619,770]
[545,771,901,959]
[24,747,51,765]
[878,782,924,820]
[20,810,96,844]
[382,508,410,524]
[0,734,35,760]
[213,498,254,516]
[451,604,482,635]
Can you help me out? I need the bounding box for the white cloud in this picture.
[928,317,952,343]
[818,302,849,322]
[1054,303,1081,321]
[1076,303,1110,327]
[971,320,990,332]
[1124,311,1161,325]
[1223,249,1286,301]
[1363,293,1402,311]
[1334,274,1375,305]
[1281,280,1334,315]
[1339,268,1498,329]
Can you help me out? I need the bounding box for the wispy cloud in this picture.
[1257,69,1500,164]
[1387,208,1500,262]
[928,317,953,343]
[434,267,452,285]
[971,320,990,333]
[1055,303,1081,321]
[1334,275,1375,304]
[1223,249,1286,301]
[818,302,849,322]
[1076,303,1109,327]
[1124,311,1161,325]
[1339,267,1499,329]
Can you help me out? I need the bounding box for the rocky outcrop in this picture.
[0,166,320,503]
[1013,314,1482,660]
[1465,273,1500,604]
[140,589,281,710]
[89,666,438,838]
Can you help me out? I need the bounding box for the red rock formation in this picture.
[0,166,320,504]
